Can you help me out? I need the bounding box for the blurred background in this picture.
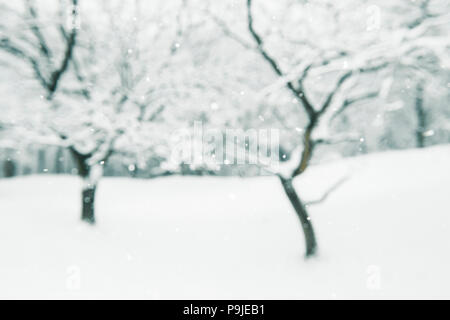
[0,0,449,299]
[0,0,448,179]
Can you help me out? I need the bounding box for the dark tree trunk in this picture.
[81,184,96,224]
[55,147,64,174]
[69,148,99,224]
[3,159,16,178]
[70,148,90,178]
[280,177,317,257]
[415,81,426,148]
[38,149,46,173]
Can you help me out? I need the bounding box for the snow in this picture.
[0,146,449,299]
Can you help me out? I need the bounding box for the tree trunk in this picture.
[415,81,426,148]
[38,149,46,173]
[3,159,16,178]
[70,148,103,224]
[80,165,103,224]
[81,182,96,224]
[55,147,64,174]
[280,177,317,257]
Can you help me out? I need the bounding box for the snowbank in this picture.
[0,146,449,299]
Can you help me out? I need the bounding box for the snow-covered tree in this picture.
[229,0,450,257]
[0,0,203,223]
[388,0,450,149]
[0,0,79,99]
[0,0,80,178]
[48,0,212,223]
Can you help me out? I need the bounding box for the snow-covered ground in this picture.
[0,146,449,299]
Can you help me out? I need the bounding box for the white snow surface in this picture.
[0,146,449,299]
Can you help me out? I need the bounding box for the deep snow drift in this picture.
[0,146,449,299]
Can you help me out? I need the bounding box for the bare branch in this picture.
[0,0,79,99]
[246,0,315,118]
[0,37,48,88]
[313,135,360,146]
[330,91,379,122]
[47,0,79,97]
[148,105,166,122]
[305,176,350,206]
[319,70,353,115]
[247,0,280,74]
[25,0,52,60]
[207,11,253,50]
[319,61,389,116]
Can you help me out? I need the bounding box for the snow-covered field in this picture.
[0,146,449,299]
